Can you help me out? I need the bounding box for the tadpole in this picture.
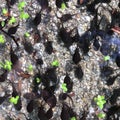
[44,41,53,54]
[74,65,84,80]
[59,27,73,48]
[33,11,41,26]
[64,73,73,93]
[106,75,119,86]
[8,24,19,35]
[10,46,18,66]
[72,47,81,64]
[115,54,120,67]
[23,41,33,54]
[27,100,34,113]
[0,70,8,82]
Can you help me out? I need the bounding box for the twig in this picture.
[111,28,120,34]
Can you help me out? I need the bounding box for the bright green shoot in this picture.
[20,12,30,20]
[0,34,5,44]
[3,60,12,71]
[24,32,30,38]
[0,60,12,71]
[28,64,33,71]
[2,8,8,15]
[61,83,68,92]
[70,117,76,120]
[61,2,67,10]
[35,77,41,83]
[94,95,106,109]
[51,60,59,67]
[18,1,26,11]
[8,16,16,24]
[97,113,106,119]
[1,21,5,27]
[104,55,110,61]
[9,96,19,105]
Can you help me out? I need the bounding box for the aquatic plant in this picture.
[94,95,106,109]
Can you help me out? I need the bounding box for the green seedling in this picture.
[94,95,106,109]
[0,60,12,71]
[61,2,67,10]
[9,96,19,104]
[97,113,106,119]
[61,83,68,92]
[35,77,41,83]
[104,55,110,61]
[8,16,16,24]
[20,12,30,20]
[3,60,12,71]
[1,21,5,27]
[18,1,26,11]
[0,34,5,44]
[2,8,8,15]
[28,64,33,71]
[24,32,30,38]
[51,60,59,67]
[70,117,76,120]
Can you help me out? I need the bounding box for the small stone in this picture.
[56,11,62,18]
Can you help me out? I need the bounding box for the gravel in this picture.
[0,0,120,120]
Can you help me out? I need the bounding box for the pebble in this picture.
[56,11,62,18]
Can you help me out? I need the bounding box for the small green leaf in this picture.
[8,16,16,24]
[94,95,106,109]
[0,34,5,44]
[1,21,5,27]
[61,2,67,10]
[35,77,41,83]
[20,12,30,19]
[9,96,19,104]
[98,104,103,109]
[62,83,68,92]
[104,55,110,61]
[97,113,106,119]
[2,8,8,15]
[70,117,76,120]
[51,60,59,67]
[28,64,33,71]
[3,60,12,71]
[18,1,26,11]
[24,32,30,37]
[102,100,106,104]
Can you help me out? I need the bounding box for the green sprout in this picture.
[94,95,106,109]
[35,77,41,83]
[61,2,67,10]
[20,11,30,20]
[28,64,33,71]
[3,60,12,71]
[97,113,106,119]
[0,34,5,44]
[18,1,26,11]
[104,55,110,61]
[51,60,59,67]
[2,8,8,15]
[0,60,12,71]
[9,96,19,105]
[70,117,76,120]
[1,21,5,27]
[8,16,16,24]
[61,83,68,92]
[24,32,30,38]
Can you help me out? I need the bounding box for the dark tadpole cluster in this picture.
[0,0,120,120]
